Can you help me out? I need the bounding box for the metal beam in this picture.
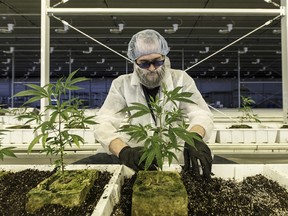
[41,0,50,118]
[47,8,282,16]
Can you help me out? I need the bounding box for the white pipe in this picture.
[41,0,50,119]
[47,8,282,16]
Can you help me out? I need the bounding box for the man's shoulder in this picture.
[169,68,190,79]
[113,73,133,83]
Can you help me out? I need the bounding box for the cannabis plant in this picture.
[14,70,96,173]
[0,129,16,160]
[0,107,16,160]
[238,96,261,125]
[118,85,199,171]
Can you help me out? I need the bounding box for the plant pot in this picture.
[216,128,278,143]
[206,128,217,144]
[276,129,288,143]
[69,128,96,144]
[1,128,37,144]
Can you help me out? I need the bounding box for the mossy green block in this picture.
[132,171,188,216]
[26,169,98,213]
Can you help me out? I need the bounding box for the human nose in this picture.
[147,63,157,71]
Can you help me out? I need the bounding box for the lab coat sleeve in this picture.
[94,78,127,154]
[180,72,214,141]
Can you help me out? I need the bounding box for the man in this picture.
[76,29,214,179]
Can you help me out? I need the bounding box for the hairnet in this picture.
[127,29,170,60]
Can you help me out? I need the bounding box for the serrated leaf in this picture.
[0,147,16,158]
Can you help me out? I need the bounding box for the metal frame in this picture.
[41,1,287,123]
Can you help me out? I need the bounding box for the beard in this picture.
[135,59,169,89]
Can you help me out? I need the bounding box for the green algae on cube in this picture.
[132,171,188,216]
[26,169,98,213]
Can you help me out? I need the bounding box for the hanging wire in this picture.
[208,104,240,123]
[52,0,70,8]
[51,14,134,63]
[184,14,282,72]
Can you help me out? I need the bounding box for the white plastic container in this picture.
[1,164,288,215]
[69,128,96,144]
[1,128,37,144]
[0,164,122,216]
[94,164,288,215]
[276,129,288,143]
[216,129,278,144]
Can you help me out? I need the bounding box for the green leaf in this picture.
[0,147,16,158]
[28,135,41,153]
[28,135,42,153]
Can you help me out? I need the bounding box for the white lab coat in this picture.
[94,58,214,160]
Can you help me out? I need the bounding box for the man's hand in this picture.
[118,146,157,171]
[183,133,213,180]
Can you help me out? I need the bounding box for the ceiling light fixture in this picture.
[0,23,14,33]
[208,66,215,71]
[106,66,113,71]
[244,71,250,76]
[3,47,14,54]
[238,47,248,54]
[110,23,124,34]
[221,58,229,64]
[2,58,11,64]
[219,24,233,34]
[33,59,40,64]
[2,66,9,71]
[199,47,209,54]
[251,58,260,64]
[200,72,207,76]
[80,66,88,71]
[97,58,105,64]
[28,66,36,72]
[65,58,74,64]
[189,58,198,64]
[55,23,69,33]
[272,29,281,34]
[54,66,61,72]
[164,24,178,34]
[259,66,266,71]
[90,72,97,76]
[83,47,93,54]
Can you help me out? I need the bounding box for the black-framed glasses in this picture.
[136,58,165,69]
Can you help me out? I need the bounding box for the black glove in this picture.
[118,146,157,171]
[183,133,213,180]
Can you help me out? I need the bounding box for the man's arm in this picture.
[109,138,128,157]
[190,125,205,138]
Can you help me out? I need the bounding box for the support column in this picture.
[11,52,15,108]
[281,0,288,123]
[41,0,50,119]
